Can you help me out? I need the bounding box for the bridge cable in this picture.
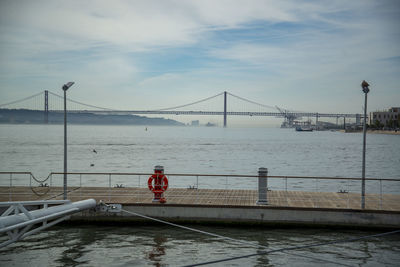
[227,92,278,110]
[155,92,224,111]
[0,91,44,108]
[47,91,115,111]
[110,205,365,267]
[228,92,307,114]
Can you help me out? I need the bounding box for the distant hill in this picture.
[0,109,184,126]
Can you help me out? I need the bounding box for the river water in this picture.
[0,125,399,192]
[0,124,399,266]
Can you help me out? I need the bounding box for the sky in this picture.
[0,0,399,126]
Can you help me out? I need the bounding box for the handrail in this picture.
[0,172,52,184]
[1,171,399,182]
[0,172,32,174]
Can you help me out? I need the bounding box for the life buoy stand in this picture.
[148,166,168,203]
[147,174,168,192]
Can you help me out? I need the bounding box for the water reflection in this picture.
[1,225,400,266]
[56,226,101,266]
[147,235,167,267]
[255,247,270,267]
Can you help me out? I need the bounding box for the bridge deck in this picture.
[1,186,399,211]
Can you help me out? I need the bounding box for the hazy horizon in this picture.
[1,0,399,126]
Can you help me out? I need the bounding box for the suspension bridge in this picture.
[0,90,361,127]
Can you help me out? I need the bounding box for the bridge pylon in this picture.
[223,91,227,127]
[44,90,48,124]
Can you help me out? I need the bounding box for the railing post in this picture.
[9,173,12,201]
[79,174,82,200]
[285,177,288,192]
[196,176,199,204]
[285,176,288,206]
[379,180,383,210]
[347,178,351,209]
[315,178,319,208]
[256,167,268,205]
[108,174,111,203]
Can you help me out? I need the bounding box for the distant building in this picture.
[370,107,399,127]
[191,120,199,126]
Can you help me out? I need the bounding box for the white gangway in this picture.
[0,199,96,248]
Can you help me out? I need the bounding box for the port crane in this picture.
[275,106,301,128]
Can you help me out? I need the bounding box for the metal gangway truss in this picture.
[0,199,96,248]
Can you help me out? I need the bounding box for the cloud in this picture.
[0,0,313,54]
[0,0,399,120]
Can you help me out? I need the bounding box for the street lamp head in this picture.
[62,82,75,91]
[361,80,370,94]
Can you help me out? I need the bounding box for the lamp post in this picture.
[361,80,369,209]
[62,82,74,200]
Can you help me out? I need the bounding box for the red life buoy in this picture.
[148,174,168,192]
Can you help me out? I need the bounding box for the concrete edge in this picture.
[70,203,400,229]
[111,202,400,214]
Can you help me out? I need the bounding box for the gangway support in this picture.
[0,199,96,248]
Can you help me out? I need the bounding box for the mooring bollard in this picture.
[257,167,268,205]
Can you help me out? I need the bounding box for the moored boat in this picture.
[295,126,313,132]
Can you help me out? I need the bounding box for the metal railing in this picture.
[0,171,399,210]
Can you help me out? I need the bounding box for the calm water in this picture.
[0,124,400,266]
[0,124,399,192]
[1,225,399,266]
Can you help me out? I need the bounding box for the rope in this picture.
[30,173,52,184]
[183,230,400,266]
[30,173,52,197]
[114,206,371,267]
[119,208,258,247]
[30,185,50,197]
[284,251,353,267]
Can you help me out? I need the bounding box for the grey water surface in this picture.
[0,124,399,266]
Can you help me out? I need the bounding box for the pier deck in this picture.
[1,186,399,211]
[2,186,400,228]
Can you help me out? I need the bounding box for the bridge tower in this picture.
[44,90,48,124]
[223,91,227,127]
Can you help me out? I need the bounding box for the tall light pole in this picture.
[361,80,370,209]
[62,82,74,200]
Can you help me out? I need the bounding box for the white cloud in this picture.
[0,0,399,121]
[0,0,311,53]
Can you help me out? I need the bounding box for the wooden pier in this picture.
[2,186,400,211]
[2,186,400,228]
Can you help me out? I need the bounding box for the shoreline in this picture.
[368,130,400,135]
[339,129,400,135]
